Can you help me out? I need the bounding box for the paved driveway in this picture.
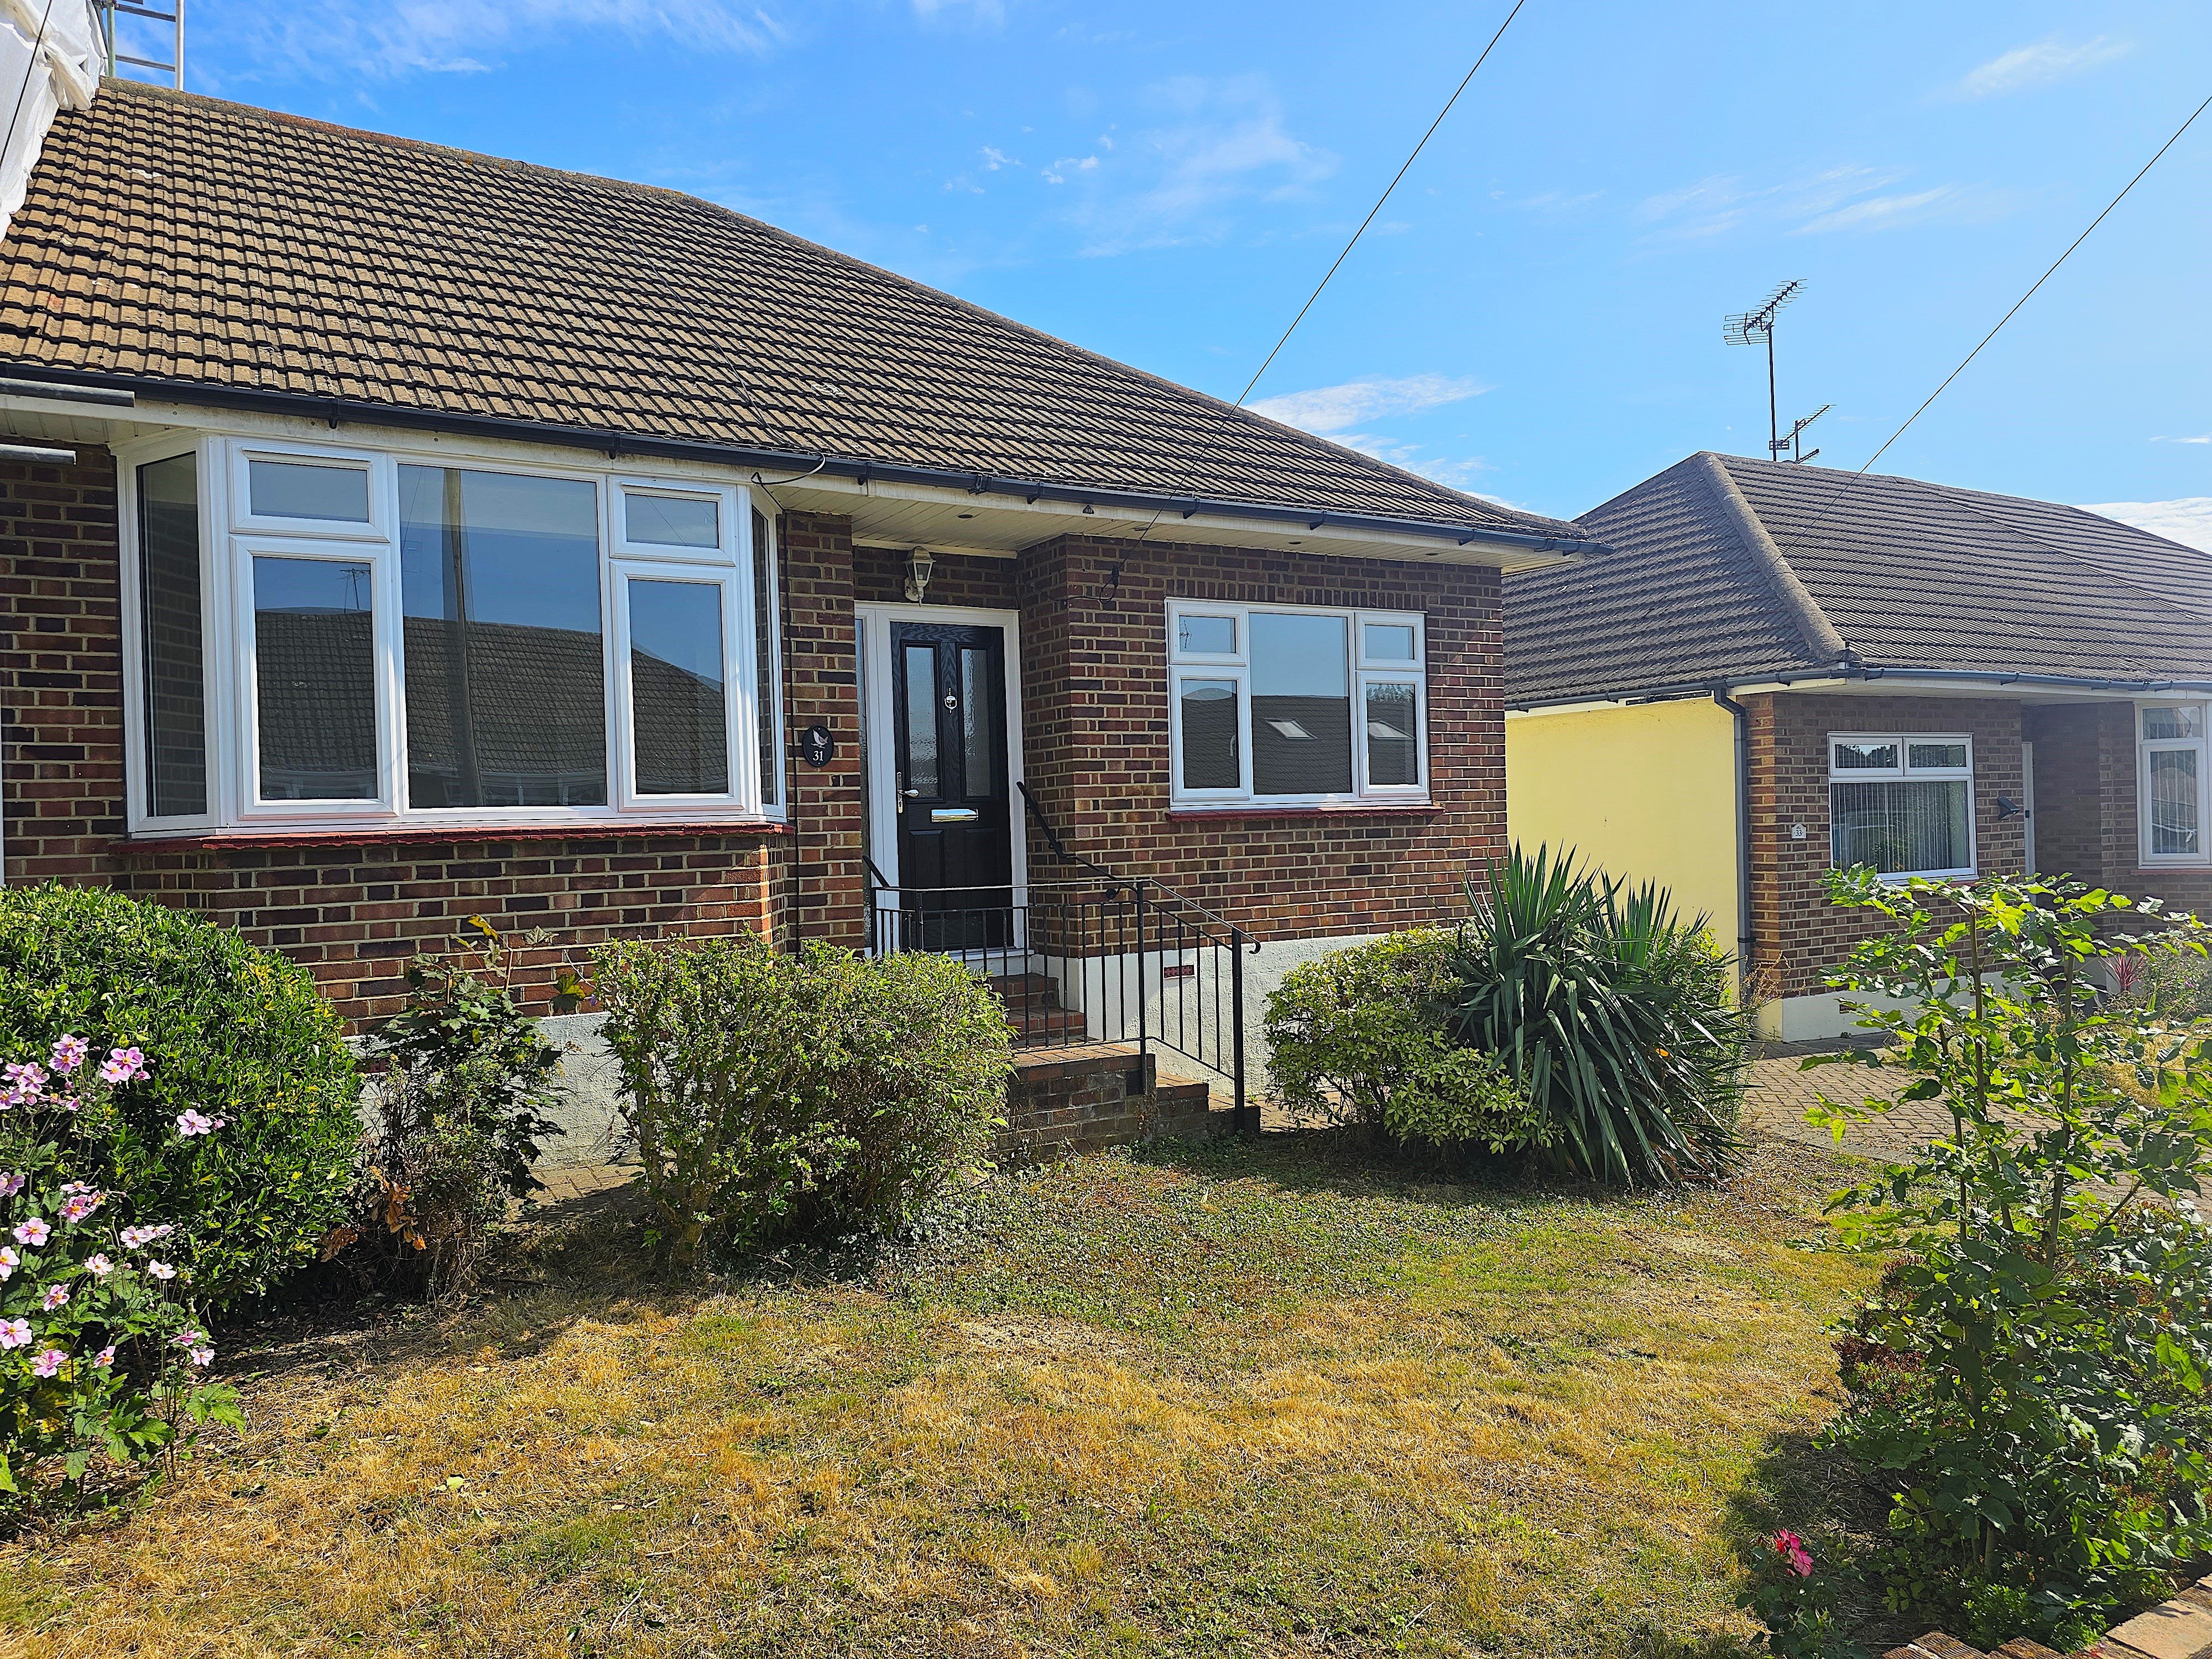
[1742,1040,1952,1163]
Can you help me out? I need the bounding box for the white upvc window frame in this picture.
[1165,598,1429,808]
[114,432,783,837]
[1827,731,1977,881]
[2136,700,2211,867]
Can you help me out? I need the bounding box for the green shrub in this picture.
[1810,871,2212,1640]
[0,885,359,1306]
[2109,946,2212,1022]
[594,932,1011,1267]
[1265,930,1547,1156]
[1443,845,1748,1185]
[351,937,567,1298]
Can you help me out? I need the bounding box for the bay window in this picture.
[1167,600,1427,806]
[2140,702,2210,864]
[120,436,783,834]
[1828,733,1974,878]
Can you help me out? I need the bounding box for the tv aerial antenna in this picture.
[1723,279,1803,462]
[93,0,185,90]
[1780,403,1831,465]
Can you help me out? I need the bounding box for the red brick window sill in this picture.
[1166,802,1439,822]
[109,820,795,855]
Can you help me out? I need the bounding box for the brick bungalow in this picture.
[0,80,1602,1130]
[1504,451,2212,1039]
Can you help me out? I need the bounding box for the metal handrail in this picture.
[1014,781,1253,948]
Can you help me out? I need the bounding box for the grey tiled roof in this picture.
[1507,452,2212,704]
[0,81,1577,540]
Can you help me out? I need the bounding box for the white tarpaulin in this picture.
[0,0,101,239]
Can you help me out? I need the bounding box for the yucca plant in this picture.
[1444,844,1749,1185]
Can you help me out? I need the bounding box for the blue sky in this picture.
[129,1,2212,536]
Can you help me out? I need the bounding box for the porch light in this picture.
[905,547,935,602]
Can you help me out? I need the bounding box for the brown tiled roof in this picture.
[1507,452,2212,703]
[0,81,1577,540]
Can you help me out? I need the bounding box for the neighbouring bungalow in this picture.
[1505,451,2212,1040]
[0,73,1604,1139]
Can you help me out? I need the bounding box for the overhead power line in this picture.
[1235,0,1527,409]
[1859,89,2212,476]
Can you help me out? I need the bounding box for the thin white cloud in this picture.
[1639,164,2012,243]
[212,0,789,80]
[2152,434,2212,445]
[1248,374,1487,436]
[1794,186,1957,234]
[1949,35,2131,101]
[2081,498,2212,554]
[913,0,1005,20]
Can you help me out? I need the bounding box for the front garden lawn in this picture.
[1,1133,1883,1658]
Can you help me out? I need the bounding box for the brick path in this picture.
[1741,1039,1949,1163]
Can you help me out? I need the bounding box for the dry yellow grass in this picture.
[0,1134,1877,1658]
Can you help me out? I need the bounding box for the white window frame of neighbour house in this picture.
[1165,599,1428,807]
[2137,700,2212,867]
[114,432,784,837]
[1827,732,1977,880]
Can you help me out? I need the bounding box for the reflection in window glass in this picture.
[1364,623,1417,662]
[1830,780,1971,874]
[138,454,206,816]
[2144,706,2204,741]
[399,466,606,808]
[1180,680,1239,790]
[253,556,377,800]
[961,647,997,796]
[753,508,779,808]
[1177,614,1235,655]
[629,580,728,795]
[249,458,371,522]
[1907,741,1968,771]
[1365,682,1419,786]
[1833,740,1900,771]
[1250,612,1350,796]
[902,645,938,797]
[2149,749,2201,856]
[624,492,719,549]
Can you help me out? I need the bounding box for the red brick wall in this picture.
[775,509,867,947]
[2022,703,2103,883]
[1013,532,1505,941]
[2073,700,2212,919]
[1746,693,2027,998]
[852,543,1018,611]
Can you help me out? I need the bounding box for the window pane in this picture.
[2149,749,2202,856]
[901,644,938,797]
[1832,740,1898,772]
[1177,614,1235,655]
[629,580,728,795]
[1364,622,1417,663]
[961,646,997,796]
[137,454,205,816]
[1365,682,1420,786]
[753,507,779,808]
[1907,741,1968,771]
[1180,679,1239,789]
[399,466,606,808]
[2143,706,2203,741]
[1250,612,1351,795]
[624,492,719,549]
[1830,780,1970,874]
[249,458,370,523]
[253,556,377,801]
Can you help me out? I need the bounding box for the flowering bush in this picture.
[1738,1530,1859,1658]
[0,884,359,1306]
[0,1035,241,1511]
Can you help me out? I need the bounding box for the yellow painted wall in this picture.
[1505,697,1741,951]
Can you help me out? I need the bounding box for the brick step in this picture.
[1009,1007,1090,1044]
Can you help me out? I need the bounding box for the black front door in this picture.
[891,621,1014,948]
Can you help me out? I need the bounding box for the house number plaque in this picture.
[799,725,834,767]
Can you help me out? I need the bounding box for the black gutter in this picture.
[0,361,1608,559]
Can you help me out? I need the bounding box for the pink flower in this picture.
[40,1282,69,1311]
[85,1253,113,1277]
[0,1246,15,1280]
[175,1109,225,1138]
[189,1346,214,1368]
[146,1260,176,1280]
[93,1345,115,1368]
[121,1224,174,1249]
[0,1171,21,1198]
[3,1061,46,1105]
[30,1348,65,1378]
[53,1095,80,1114]
[0,1318,28,1349]
[48,1034,88,1075]
[12,1217,49,1248]
[97,1046,149,1086]
[59,1185,104,1223]
[1772,1531,1814,1578]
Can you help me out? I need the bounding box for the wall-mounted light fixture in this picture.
[904,547,936,602]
